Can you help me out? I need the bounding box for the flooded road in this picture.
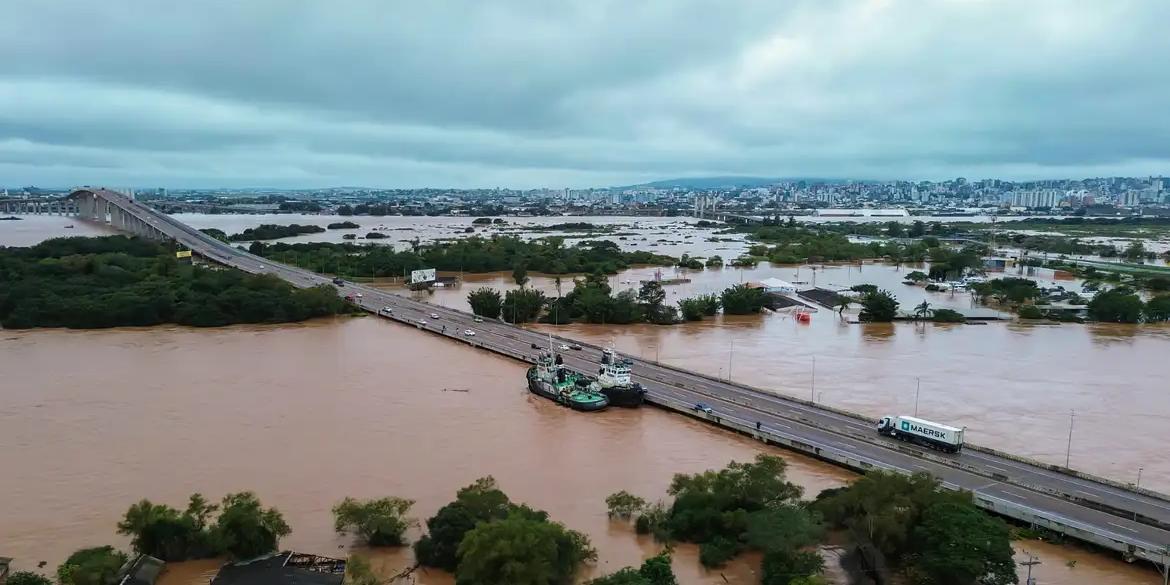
[1,318,1162,584]
[418,263,1170,493]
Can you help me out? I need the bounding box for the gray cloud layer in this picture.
[2,0,1168,188]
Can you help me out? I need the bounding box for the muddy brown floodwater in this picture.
[0,318,1161,584]
[417,264,1170,496]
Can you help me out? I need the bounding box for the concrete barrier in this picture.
[370,301,1170,528]
[644,390,1170,567]
[352,283,1170,562]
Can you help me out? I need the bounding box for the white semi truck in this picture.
[877,415,965,453]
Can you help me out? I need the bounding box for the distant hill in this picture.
[618,176,848,189]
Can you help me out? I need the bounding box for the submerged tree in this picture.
[415,477,513,571]
[211,492,291,560]
[859,289,899,322]
[57,547,127,585]
[720,284,766,314]
[467,288,503,319]
[456,513,596,585]
[332,496,416,546]
[605,491,648,520]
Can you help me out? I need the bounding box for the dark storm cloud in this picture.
[1,0,1169,187]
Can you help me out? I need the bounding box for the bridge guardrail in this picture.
[77,199,1170,551]
[648,390,1169,565]
[327,279,1170,534]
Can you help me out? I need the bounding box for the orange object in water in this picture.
[796,312,811,323]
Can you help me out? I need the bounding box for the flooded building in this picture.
[115,555,165,585]
[211,552,346,585]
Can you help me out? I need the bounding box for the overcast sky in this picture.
[2,0,1168,188]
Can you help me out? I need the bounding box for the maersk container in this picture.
[877,415,964,453]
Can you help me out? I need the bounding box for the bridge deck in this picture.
[35,189,1170,569]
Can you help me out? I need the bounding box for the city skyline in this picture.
[2,1,1169,188]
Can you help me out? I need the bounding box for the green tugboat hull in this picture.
[527,367,609,411]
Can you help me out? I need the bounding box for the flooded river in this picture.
[418,264,1170,495]
[3,216,1169,584]
[0,318,848,584]
[0,319,1162,585]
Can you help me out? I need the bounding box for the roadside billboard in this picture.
[410,268,436,284]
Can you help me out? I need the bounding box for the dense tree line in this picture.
[117,492,291,561]
[926,245,987,281]
[814,471,1016,585]
[326,221,359,229]
[607,454,826,583]
[414,477,596,584]
[9,546,132,585]
[0,237,350,329]
[277,201,323,213]
[719,284,766,314]
[969,278,1041,306]
[470,277,776,326]
[226,223,325,241]
[733,224,948,265]
[255,237,673,279]
[1087,288,1170,323]
[677,294,721,321]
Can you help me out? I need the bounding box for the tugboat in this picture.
[527,351,609,411]
[596,347,647,407]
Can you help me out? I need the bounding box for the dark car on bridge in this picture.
[332,277,345,286]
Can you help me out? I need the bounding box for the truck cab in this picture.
[877,416,895,434]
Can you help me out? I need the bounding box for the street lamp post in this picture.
[1065,409,1076,469]
[914,377,921,417]
[728,339,734,381]
[810,355,816,403]
[1019,553,1040,585]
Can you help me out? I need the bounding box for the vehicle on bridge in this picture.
[693,402,713,414]
[463,329,475,336]
[332,277,345,286]
[877,415,965,453]
[380,306,393,314]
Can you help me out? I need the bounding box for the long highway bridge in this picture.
[13,188,1170,576]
